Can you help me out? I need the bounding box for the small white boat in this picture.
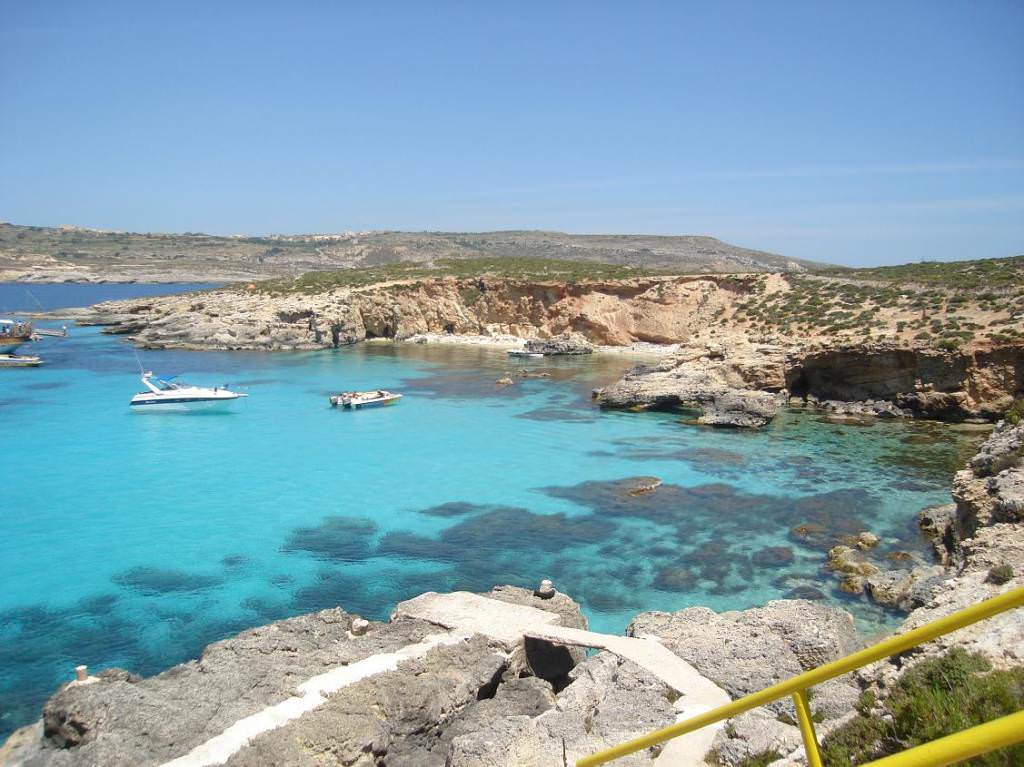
[507,350,544,358]
[130,372,247,412]
[0,354,42,367]
[330,390,403,409]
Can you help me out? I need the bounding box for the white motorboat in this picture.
[0,354,42,367]
[329,390,403,409]
[130,372,247,412]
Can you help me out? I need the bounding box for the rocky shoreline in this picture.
[62,272,1023,429]
[3,421,1021,767]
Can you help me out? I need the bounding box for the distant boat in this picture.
[330,390,403,409]
[507,350,544,358]
[0,353,42,368]
[130,372,248,412]
[0,319,33,353]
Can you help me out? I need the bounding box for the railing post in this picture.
[792,690,824,767]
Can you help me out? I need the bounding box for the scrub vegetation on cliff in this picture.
[248,257,668,294]
[732,262,1024,349]
[820,648,1024,766]
[817,254,1024,290]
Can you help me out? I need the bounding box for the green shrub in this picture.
[1005,399,1024,426]
[459,286,483,305]
[821,649,1024,766]
[987,564,1014,585]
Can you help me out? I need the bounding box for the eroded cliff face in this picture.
[79,275,754,351]
[785,343,1023,419]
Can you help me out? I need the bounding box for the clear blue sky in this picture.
[1,1,1022,266]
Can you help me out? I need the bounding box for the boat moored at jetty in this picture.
[130,372,248,412]
[0,353,43,367]
[0,319,34,353]
[330,390,403,409]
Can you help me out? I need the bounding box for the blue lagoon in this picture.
[0,286,985,737]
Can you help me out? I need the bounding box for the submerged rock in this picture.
[825,545,881,594]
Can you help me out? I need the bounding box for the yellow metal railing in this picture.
[577,586,1024,767]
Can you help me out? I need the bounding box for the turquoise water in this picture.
[0,282,217,313]
[0,285,985,737]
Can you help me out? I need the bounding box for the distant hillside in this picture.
[0,222,821,283]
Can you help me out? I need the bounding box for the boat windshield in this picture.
[154,378,183,391]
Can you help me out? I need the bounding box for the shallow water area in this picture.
[0,285,987,738]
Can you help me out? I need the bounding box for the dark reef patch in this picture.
[221,554,252,569]
[281,516,377,562]
[112,566,223,595]
[786,586,826,600]
[76,593,120,616]
[419,501,501,518]
[651,566,698,592]
[378,531,460,561]
[515,406,598,423]
[19,381,68,390]
[292,570,389,620]
[752,546,795,567]
[381,506,614,563]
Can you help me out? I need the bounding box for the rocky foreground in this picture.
[3,422,1022,767]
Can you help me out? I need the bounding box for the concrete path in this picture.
[160,633,467,767]
[395,591,731,766]
[162,591,730,767]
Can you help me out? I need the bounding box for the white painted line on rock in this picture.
[161,632,467,767]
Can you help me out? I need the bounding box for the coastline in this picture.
[396,332,681,358]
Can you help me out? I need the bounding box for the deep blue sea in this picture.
[0,283,986,738]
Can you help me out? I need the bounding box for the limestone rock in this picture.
[918,504,957,564]
[864,566,946,611]
[826,545,880,593]
[594,349,784,428]
[524,332,594,355]
[627,600,856,709]
[711,708,802,766]
[447,653,677,767]
[856,531,880,550]
[954,420,1024,540]
[970,420,1024,476]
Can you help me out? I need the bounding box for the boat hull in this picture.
[130,396,244,413]
[0,354,42,367]
[347,397,400,409]
[330,391,403,408]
